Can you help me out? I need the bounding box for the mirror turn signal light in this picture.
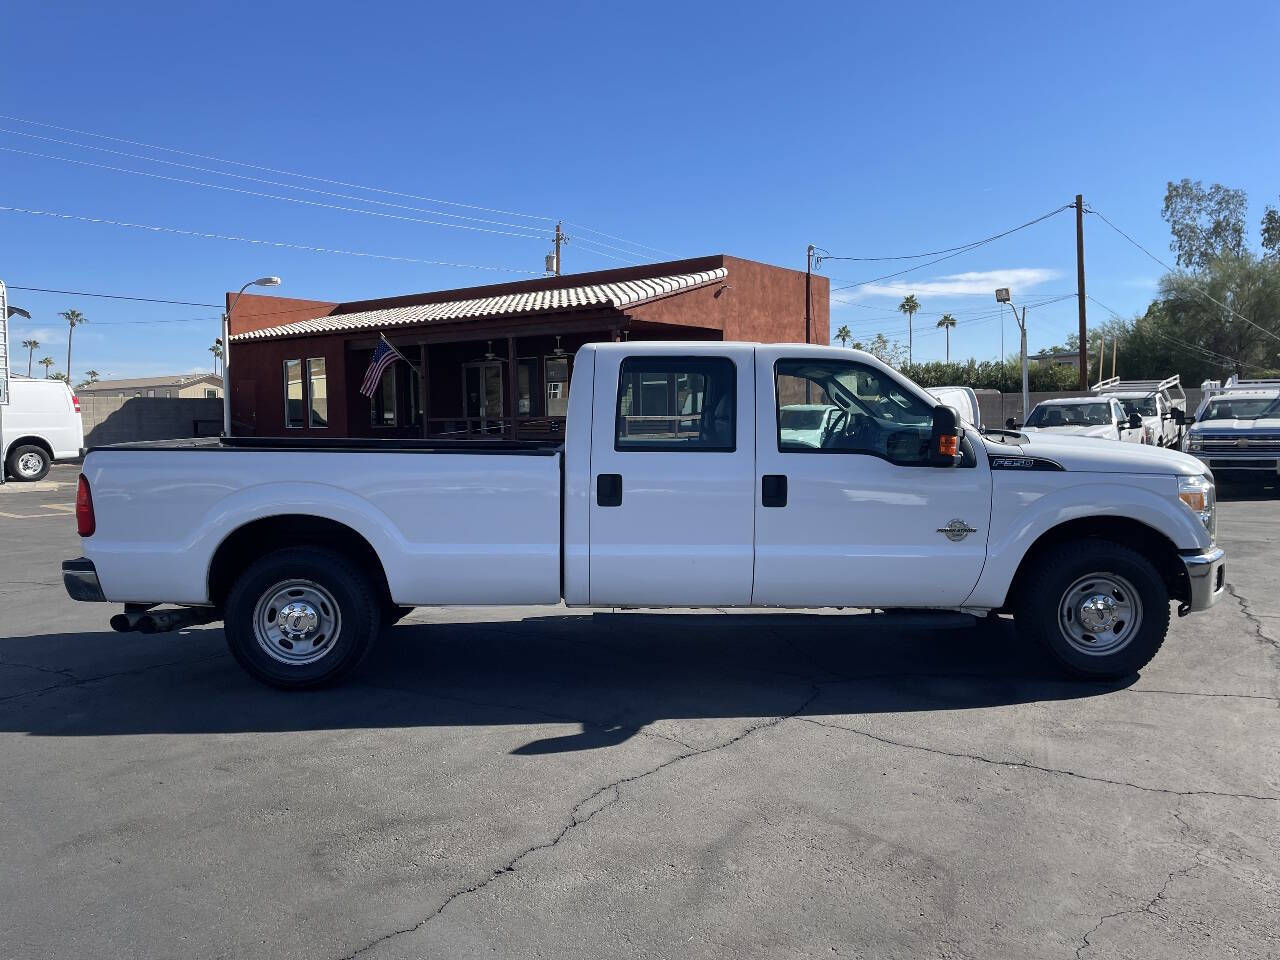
[936,434,959,458]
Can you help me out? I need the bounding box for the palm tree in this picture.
[60,309,88,385]
[38,356,55,378]
[21,338,39,377]
[84,369,101,384]
[210,340,224,376]
[936,314,957,363]
[897,295,920,366]
[834,324,852,348]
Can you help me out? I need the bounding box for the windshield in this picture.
[779,408,828,430]
[1119,397,1157,417]
[1025,402,1113,427]
[1203,396,1280,420]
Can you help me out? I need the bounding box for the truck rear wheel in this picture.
[1014,540,1170,679]
[224,547,381,689]
[6,444,51,482]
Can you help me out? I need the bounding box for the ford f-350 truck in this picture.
[63,342,1225,688]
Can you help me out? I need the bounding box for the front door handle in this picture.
[597,473,623,507]
[762,474,787,508]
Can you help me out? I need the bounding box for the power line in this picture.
[1086,294,1250,369]
[822,204,1073,291]
[815,207,1070,263]
[7,284,220,307]
[564,221,675,258]
[0,113,671,259]
[0,205,539,275]
[0,146,556,241]
[1086,205,1280,346]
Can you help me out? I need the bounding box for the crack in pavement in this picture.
[1074,809,1207,959]
[0,651,229,706]
[1126,687,1280,703]
[1225,582,1280,652]
[335,683,822,960]
[0,657,79,680]
[795,717,1280,802]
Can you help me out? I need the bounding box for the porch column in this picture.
[506,336,517,440]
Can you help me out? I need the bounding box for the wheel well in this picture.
[5,436,54,461]
[1004,516,1189,610]
[207,515,392,610]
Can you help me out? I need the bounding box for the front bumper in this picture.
[1191,452,1280,472]
[62,558,106,603]
[1178,547,1225,614]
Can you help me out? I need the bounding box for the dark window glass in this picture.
[284,359,304,428]
[775,358,934,465]
[615,357,736,451]
[307,358,328,428]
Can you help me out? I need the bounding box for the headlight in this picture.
[1188,435,1203,450]
[1179,474,1216,540]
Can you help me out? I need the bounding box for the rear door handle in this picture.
[597,473,623,507]
[762,474,787,508]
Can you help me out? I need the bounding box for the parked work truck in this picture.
[64,343,1225,688]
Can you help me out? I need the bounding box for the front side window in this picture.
[284,359,304,428]
[308,358,328,427]
[615,356,736,451]
[775,358,934,465]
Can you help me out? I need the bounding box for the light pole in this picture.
[222,276,281,436]
[996,287,1030,425]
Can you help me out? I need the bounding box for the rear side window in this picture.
[615,356,736,451]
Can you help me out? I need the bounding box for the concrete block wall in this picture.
[81,396,223,446]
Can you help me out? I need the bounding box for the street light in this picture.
[996,287,1030,425]
[222,276,282,436]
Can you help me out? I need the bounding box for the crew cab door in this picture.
[588,345,756,606]
[751,346,992,607]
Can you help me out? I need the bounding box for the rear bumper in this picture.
[1179,547,1225,614]
[62,558,106,603]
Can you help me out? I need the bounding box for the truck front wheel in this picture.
[1014,540,1170,679]
[224,547,381,689]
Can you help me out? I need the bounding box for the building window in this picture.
[308,358,328,427]
[205,388,218,399]
[147,389,156,398]
[615,356,736,451]
[371,364,397,427]
[284,359,304,428]
[545,356,571,417]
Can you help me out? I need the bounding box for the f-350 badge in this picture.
[937,519,978,542]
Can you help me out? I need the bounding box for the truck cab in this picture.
[1093,376,1186,448]
[1186,382,1280,479]
[1021,396,1145,443]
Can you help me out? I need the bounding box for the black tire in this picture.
[223,546,381,689]
[6,444,51,482]
[1014,539,1170,679]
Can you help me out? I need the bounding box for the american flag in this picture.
[359,335,410,397]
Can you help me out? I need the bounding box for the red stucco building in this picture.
[225,254,828,440]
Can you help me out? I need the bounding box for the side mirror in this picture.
[1005,417,1017,430]
[930,405,963,467]
[1173,410,1192,425]
[1128,412,1143,429]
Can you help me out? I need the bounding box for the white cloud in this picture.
[848,268,1062,299]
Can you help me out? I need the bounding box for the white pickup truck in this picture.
[63,343,1224,688]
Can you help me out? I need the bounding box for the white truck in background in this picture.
[1186,377,1280,479]
[1093,376,1186,448]
[63,342,1224,689]
[1018,396,1146,443]
[2,376,85,482]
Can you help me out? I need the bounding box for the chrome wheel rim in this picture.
[1057,572,1143,656]
[15,452,44,477]
[252,579,341,666]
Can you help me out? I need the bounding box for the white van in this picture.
[2,377,84,481]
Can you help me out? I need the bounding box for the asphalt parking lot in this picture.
[1,463,1277,960]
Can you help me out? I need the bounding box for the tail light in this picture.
[76,474,96,537]
[72,394,81,413]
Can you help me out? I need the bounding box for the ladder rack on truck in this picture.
[1092,374,1186,410]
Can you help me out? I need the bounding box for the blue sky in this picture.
[2,0,1277,381]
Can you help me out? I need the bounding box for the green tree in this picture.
[210,339,224,376]
[897,294,920,365]
[21,338,39,377]
[38,356,55,378]
[833,324,851,348]
[1261,201,1280,260]
[936,313,957,363]
[1161,179,1247,270]
[851,332,908,369]
[59,309,88,386]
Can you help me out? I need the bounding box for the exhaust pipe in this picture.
[110,606,218,634]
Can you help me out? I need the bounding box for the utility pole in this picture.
[1075,194,1088,392]
[554,221,563,277]
[805,244,814,344]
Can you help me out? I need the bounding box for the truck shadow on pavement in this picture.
[0,611,1132,750]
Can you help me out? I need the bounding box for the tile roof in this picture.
[230,268,728,342]
[77,374,222,391]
